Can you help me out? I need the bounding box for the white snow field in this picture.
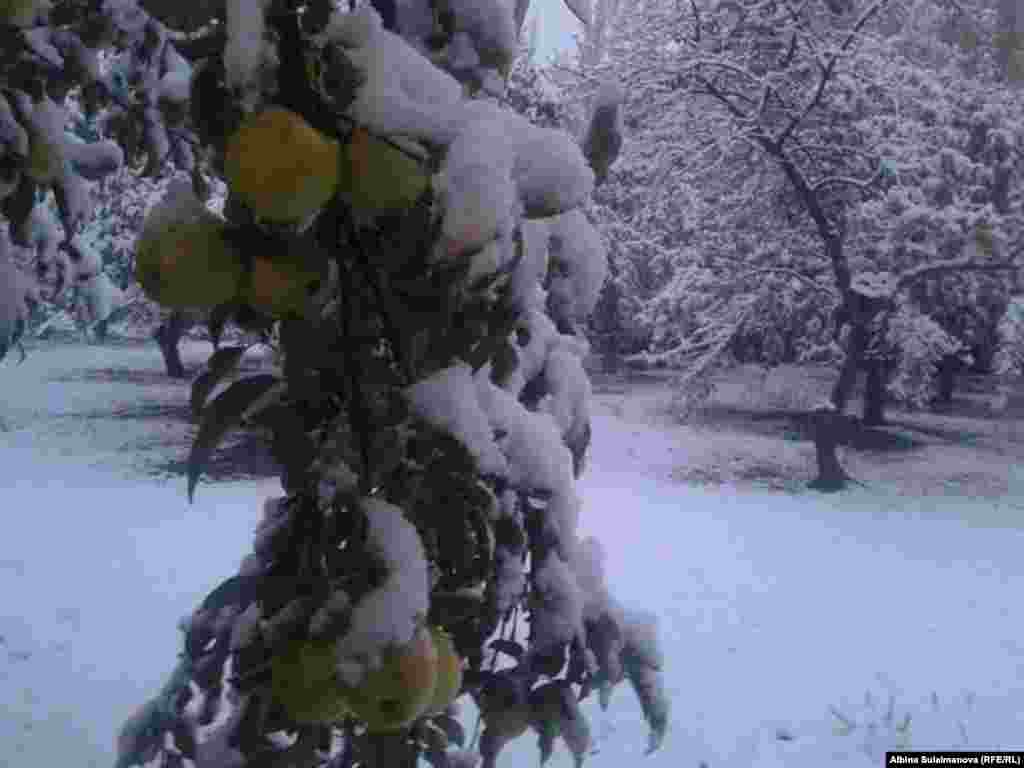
[1,340,1023,768]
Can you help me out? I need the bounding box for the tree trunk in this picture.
[808,407,853,492]
[155,310,188,378]
[602,332,620,374]
[809,316,869,491]
[861,359,887,426]
[933,354,958,408]
[830,321,869,412]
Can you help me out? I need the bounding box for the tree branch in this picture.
[810,167,884,193]
[896,258,1020,292]
[740,266,840,300]
[776,0,890,146]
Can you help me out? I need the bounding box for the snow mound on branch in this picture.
[514,128,594,217]
[475,374,574,494]
[540,342,592,440]
[568,536,623,622]
[850,270,897,299]
[531,550,586,651]
[65,137,124,182]
[509,219,551,312]
[403,362,509,476]
[334,498,429,683]
[158,69,191,104]
[443,0,518,71]
[509,308,559,396]
[104,0,148,41]
[466,233,517,285]
[547,209,608,318]
[224,0,276,109]
[23,28,63,67]
[323,5,462,140]
[436,116,519,258]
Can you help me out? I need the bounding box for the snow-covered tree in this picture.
[561,0,1022,488]
[1,2,666,768]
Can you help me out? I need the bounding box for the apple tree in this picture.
[0,1,667,768]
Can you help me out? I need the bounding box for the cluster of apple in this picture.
[271,625,463,732]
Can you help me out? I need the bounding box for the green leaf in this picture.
[190,346,249,421]
[187,374,281,502]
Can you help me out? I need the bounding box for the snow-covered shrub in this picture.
[886,301,966,408]
[995,297,1024,375]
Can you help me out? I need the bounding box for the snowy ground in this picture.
[1,340,1023,768]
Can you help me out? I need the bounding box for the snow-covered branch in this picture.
[810,167,884,194]
[896,258,1020,292]
[776,0,891,146]
[739,267,840,300]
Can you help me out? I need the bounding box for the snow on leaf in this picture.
[224,0,274,108]
[475,372,574,494]
[23,28,64,68]
[437,116,520,256]
[333,498,429,676]
[327,5,463,141]
[444,0,518,73]
[850,270,897,299]
[541,342,592,441]
[530,551,586,653]
[620,609,669,754]
[547,210,608,318]
[514,127,594,219]
[404,362,510,476]
[570,537,623,626]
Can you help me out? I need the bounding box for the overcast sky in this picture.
[527,0,584,63]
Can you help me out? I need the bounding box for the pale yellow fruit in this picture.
[425,627,463,716]
[134,213,244,309]
[224,107,340,224]
[270,639,351,725]
[337,127,428,220]
[343,626,439,732]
